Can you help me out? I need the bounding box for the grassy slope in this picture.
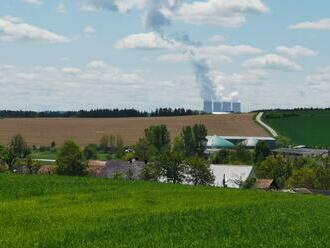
[0,175,329,248]
[263,110,330,147]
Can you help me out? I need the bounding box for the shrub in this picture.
[56,140,86,176]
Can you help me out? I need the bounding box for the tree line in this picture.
[0,108,202,118]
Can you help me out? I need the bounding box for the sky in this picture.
[0,0,329,112]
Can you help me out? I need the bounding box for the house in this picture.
[99,159,145,179]
[211,164,256,188]
[273,148,329,159]
[38,165,57,175]
[87,160,107,176]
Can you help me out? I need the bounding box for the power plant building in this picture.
[213,101,222,112]
[222,102,232,112]
[203,100,213,113]
[203,100,242,113]
[232,102,242,113]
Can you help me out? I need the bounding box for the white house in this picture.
[211,164,256,188]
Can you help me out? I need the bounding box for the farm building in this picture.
[211,165,256,188]
[273,148,329,159]
[206,135,276,152]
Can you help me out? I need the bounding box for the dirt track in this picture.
[0,114,269,147]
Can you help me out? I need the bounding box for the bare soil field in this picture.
[0,114,269,147]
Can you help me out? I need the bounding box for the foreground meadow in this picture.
[0,175,329,248]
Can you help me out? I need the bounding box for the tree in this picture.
[99,135,109,151]
[181,124,208,157]
[2,145,17,171]
[287,166,330,190]
[231,145,253,165]
[186,157,214,186]
[257,155,292,189]
[157,151,186,184]
[83,144,98,160]
[10,134,30,158]
[56,140,86,176]
[192,124,208,157]
[135,138,157,162]
[144,125,170,152]
[140,163,159,181]
[181,126,195,156]
[172,136,185,154]
[115,135,125,158]
[25,156,41,174]
[254,141,270,163]
[210,150,230,164]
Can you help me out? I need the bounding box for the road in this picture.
[256,112,278,138]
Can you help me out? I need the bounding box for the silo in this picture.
[203,100,213,113]
[222,102,232,112]
[232,102,242,113]
[213,101,222,112]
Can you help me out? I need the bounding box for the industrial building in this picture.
[203,100,213,113]
[203,100,241,113]
[206,135,277,152]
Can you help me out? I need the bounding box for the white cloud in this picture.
[80,0,148,13]
[171,0,269,27]
[0,16,70,43]
[57,4,67,14]
[115,32,177,49]
[83,26,97,34]
[79,4,99,12]
[244,54,302,71]
[289,18,330,30]
[158,44,261,64]
[276,46,318,58]
[306,66,330,87]
[208,35,225,43]
[23,0,42,5]
[197,44,262,57]
[82,0,268,27]
[0,62,203,110]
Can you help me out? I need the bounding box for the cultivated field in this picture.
[0,174,329,247]
[263,110,330,148]
[0,114,269,146]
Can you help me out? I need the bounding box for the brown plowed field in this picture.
[0,114,269,147]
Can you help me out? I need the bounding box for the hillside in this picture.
[0,175,329,247]
[0,114,269,146]
[262,110,330,148]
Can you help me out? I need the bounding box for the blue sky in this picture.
[0,0,329,111]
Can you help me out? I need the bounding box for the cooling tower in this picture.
[232,102,242,113]
[203,100,213,113]
[213,101,222,112]
[222,102,232,112]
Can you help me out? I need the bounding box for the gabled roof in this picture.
[100,160,145,179]
[211,164,255,188]
[255,179,274,189]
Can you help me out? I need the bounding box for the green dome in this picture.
[207,136,235,148]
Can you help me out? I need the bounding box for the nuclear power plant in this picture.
[203,100,242,113]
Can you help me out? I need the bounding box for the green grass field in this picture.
[263,110,330,148]
[0,174,329,247]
